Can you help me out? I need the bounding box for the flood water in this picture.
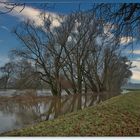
[0,90,118,133]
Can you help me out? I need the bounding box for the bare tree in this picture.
[83,17,132,93]
[11,14,67,96]
[0,62,15,89]
[11,9,133,96]
[102,49,132,92]
[12,59,41,89]
[60,12,101,94]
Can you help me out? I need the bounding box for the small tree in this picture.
[13,60,42,89]
[0,62,15,89]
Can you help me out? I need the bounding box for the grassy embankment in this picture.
[3,91,140,136]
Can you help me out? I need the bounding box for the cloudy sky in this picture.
[0,0,140,83]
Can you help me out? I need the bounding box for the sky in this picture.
[0,0,140,83]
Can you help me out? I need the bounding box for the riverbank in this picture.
[2,91,140,136]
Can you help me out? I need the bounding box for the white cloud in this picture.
[0,1,61,27]
[103,23,135,46]
[120,36,134,46]
[11,6,43,26]
[131,59,140,82]
[103,23,134,46]
[0,1,8,13]
[103,23,115,36]
[131,71,140,81]
[9,5,61,27]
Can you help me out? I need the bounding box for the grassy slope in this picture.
[3,91,140,136]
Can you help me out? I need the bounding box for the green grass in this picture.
[2,91,140,136]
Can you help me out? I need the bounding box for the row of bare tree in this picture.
[0,10,132,96]
[0,60,42,89]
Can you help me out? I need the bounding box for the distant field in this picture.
[126,89,140,91]
[2,91,140,136]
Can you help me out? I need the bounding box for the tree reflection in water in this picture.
[0,91,119,133]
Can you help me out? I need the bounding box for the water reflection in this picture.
[0,91,118,133]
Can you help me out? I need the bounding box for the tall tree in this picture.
[11,10,133,95]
